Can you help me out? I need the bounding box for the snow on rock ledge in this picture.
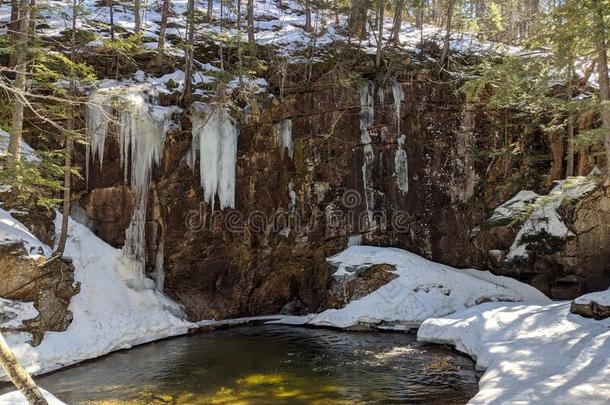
[418,302,610,404]
[273,246,550,329]
[571,289,610,320]
[0,208,189,380]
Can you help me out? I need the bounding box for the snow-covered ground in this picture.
[272,246,550,329]
[0,207,190,381]
[418,302,610,404]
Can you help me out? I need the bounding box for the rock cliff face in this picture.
[77,68,610,320]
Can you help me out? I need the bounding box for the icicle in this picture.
[85,85,180,282]
[360,81,375,227]
[190,105,239,210]
[85,91,112,188]
[394,135,409,193]
[390,78,404,136]
[347,234,362,247]
[288,180,296,211]
[276,118,293,159]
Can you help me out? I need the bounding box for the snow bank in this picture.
[0,388,66,405]
[0,209,48,258]
[574,289,610,307]
[0,208,189,380]
[273,246,549,329]
[418,302,610,404]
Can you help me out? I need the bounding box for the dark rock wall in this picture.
[77,71,610,320]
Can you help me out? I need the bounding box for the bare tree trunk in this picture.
[391,0,403,46]
[7,0,30,164]
[9,0,19,68]
[595,5,610,179]
[182,0,196,106]
[54,0,79,259]
[247,0,256,54]
[0,333,48,405]
[109,0,115,40]
[156,0,170,62]
[566,65,575,177]
[207,0,213,21]
[134,0,141,32]
[375,0,384,68]
[439,0,456,68]
[305,0,312,32]
[348,0,369,39]
[28,0,36,35]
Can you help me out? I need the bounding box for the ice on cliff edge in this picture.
[273,245,550,329]
[0,207,189,381]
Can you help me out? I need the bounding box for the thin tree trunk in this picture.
[439,0,456,68]
[247,0,256,54]
[375,0,384,68]
[182,0,196,106]
[134,0,141,32]
[9,0,19,68]
[156,0,170,62]
[236,0,244,87]
[348,0,369,39]
[305,0,312,32]
[566,65,575,177]
[595,5,610,179]
[0,333,48,405]
[109,0,115,40]
[7,0,30,164]
[28,0,36,35]
[54,0,79,259]
[207,0,213,21]
[391,0,403,46]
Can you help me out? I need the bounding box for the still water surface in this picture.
[30,325,478,404]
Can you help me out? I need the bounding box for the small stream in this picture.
[17,325,478,404]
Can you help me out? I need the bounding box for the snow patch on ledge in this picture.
[505,174,600,260]
[272,246,549,329]
[418,302,610,404]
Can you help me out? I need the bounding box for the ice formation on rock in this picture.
[394,135,409,193]
[390,78,404,135]
[188,104,239,210]
[276,118,293,159]
[360,81,376,228]
[85,85,180,274]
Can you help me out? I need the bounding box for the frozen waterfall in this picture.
[85,85,180,274]
[188,105,239,210]
[360,81,375,228]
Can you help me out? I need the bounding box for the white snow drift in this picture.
[274,245,550,329]
[418,302,610,404]
[0,208,189,381]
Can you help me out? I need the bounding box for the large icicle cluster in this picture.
[359,81,376,228]
[85,85,180,273]
[188,104,239,210]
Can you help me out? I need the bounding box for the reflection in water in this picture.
[24,326,477,404]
